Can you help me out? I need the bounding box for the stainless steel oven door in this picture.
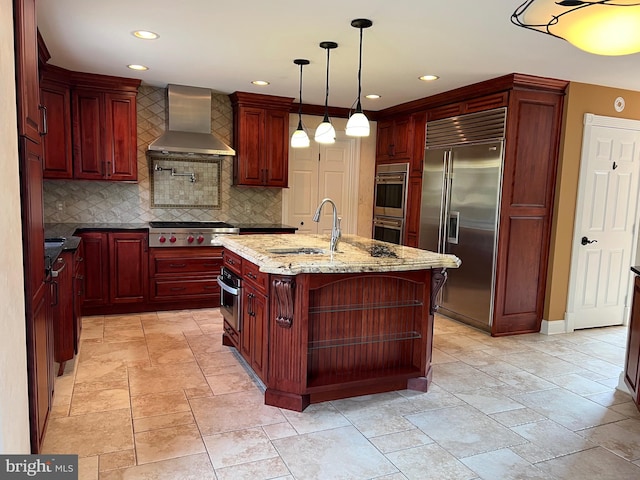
[217,267,242,332]
[373,216,404,245]
[374,163,409,218]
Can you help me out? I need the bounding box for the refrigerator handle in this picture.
[440,151,454,253]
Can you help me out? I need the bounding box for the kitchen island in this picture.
[219,234,460,411]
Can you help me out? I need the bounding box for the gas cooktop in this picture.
[149,221,235,229]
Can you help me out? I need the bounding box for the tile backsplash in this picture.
[43,85,282,224]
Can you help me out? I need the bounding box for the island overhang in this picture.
[219,233,461,275]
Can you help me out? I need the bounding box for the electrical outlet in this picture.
[244,203,251,213]
[56,201,64,211]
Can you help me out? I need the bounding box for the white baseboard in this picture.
[540,319,567,335]
[617,372,631,395]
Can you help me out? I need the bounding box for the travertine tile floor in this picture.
[42,308,640,479]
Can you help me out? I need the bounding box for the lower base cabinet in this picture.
[241,284,268,379]
[149,247,223,304]
[28,282,54,452]
[625,272,640,412]
[51,252,74,374]
[78,230,148,315]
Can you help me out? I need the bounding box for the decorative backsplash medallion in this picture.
[150,154,221,208]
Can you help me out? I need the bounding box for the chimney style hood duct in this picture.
[148,84,236,156]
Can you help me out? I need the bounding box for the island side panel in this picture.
[266,274,311,411]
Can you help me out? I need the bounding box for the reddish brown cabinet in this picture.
[78,231,148,314]
[14,0,42,143]
[230,92,293,187]
[73,87,138,181]
[16,0,54,452]
[240,260,269,380]
[51,252,73,374]
[149,247,223,304]
[376,115,412,163]
[40,67,73,179]
[625,273,640,412]
[109,232,148,303]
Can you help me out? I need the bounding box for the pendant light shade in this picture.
[315,41,338,144]
[346,18,372,137]
[291,59,310,148]
[512,0,640,56]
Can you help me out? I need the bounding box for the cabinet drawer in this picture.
[153,256,222,275]
[223,249,242,274]
[151,278,219,300]
[223,319,239,348]
[242,261,268,294]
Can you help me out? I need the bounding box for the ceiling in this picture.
[36,0,640,112]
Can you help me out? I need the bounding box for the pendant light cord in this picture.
[324,46,330,121]
[356,26,363,111]
[298,63,304,122]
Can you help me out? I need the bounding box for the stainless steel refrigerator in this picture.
[419,108,506,331]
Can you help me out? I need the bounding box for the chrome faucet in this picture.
[312,198,341,252]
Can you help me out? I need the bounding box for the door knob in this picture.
[581,236,598,246]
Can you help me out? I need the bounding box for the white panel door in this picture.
[283,123,358,236]
[567,114,640,329]
[286,139,318,234]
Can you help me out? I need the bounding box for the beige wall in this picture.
[545,82,640,322]
[0,0,31,452]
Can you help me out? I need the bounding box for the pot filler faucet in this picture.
[313,198,341,252]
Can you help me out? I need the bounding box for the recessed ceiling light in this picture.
[365,94,381,99]
[251,80,270,86]
[127,64,149,71]
[132,30,159,40]
[419,74,439,82]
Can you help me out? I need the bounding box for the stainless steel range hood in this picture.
[148,84,235,156]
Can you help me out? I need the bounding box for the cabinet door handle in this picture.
[39,105,48,136]
[51,280,59,307]
[204,285,216,290]
[246,272,256,280]
[170,287,186,292]
[169,263,187,268]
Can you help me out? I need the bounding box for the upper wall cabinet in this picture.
[376,115,412,163]
[40,66,72,179]
[39,64,141,181]
[15,0,42,144]
[230,92,294,187]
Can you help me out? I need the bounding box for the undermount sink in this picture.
[267,247,329,255]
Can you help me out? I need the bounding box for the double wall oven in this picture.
[372,163,409,245]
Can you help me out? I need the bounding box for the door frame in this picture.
[565,113,640,332]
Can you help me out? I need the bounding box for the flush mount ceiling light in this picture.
[366,94,381,99]
[127,64,149,71]
[419,74,439,82]
[132,30,159,40]
[346,18,373,137]
[512,0,640,56]
[251,80,270,86]
[291,59,311,148]
[315,41,338,144]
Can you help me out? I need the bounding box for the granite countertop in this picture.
[220,234,461,275]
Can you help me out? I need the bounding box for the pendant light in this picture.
[291,59,310,148]
[315,41,338,144]
[512,0,640,56]
[346,18,372,137]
